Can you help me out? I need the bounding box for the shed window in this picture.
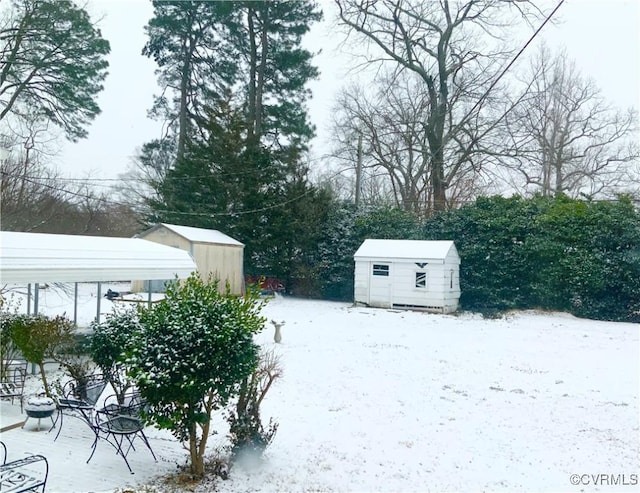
[415,272,426,288]
[372,264,389,277]
[450,269,454,289]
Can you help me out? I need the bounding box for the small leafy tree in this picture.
[51,332,95,389]
[227,349,282,465]
[90,309,139,403]
[9,314,75,396]
[126,274,266,477]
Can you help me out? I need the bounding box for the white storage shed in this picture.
[353,239,460,313]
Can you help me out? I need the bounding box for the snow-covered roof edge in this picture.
[353,239,458,261]
[0,231,197,284]
[141,223,243,247]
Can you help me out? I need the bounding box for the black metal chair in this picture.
[87,391,157,474]
[52,374,107,441]
[0,363,28,413]
[0,441,49,493]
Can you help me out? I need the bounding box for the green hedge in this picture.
[424,195,640,322]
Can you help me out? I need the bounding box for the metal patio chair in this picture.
[52,374,107,441]
[87,391,157,474]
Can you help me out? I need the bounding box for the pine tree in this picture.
[1,0,110,141]
[143,1,326,289]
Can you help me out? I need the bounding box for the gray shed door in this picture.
[369,262,391,305]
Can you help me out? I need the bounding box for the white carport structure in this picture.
[0,231,197,323]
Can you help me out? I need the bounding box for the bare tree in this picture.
[502,45,640,198]
[114,138,177,219]
[334,0,542,213]
[331,71,494,216]
[70,181,140,237]
[0,114,67,231]
[0,112,138,235]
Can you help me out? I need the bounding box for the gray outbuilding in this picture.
[131,223,244,295]
[353,239,460,313]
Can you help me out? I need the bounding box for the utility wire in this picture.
[460,0,566,125]
[0,166,355,217]
[0,0,594,218]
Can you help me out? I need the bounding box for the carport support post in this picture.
[33,283,39,315]
[32,283,39,377]
[27,284,32,315]
[73,282,78,326]
[96,282,102,324]
[148,286,152,309]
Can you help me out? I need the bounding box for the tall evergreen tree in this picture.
[142,1,236,161]
[143,1,325,288]
[235,1,321,151]
[0,0,110,141]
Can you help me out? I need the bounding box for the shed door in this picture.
[369,262,392,306]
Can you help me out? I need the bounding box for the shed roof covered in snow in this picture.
[0,231,197,284]
[141,223,243,246]
[354,239,457,263]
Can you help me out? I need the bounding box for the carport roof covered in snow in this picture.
[0,231,197,284]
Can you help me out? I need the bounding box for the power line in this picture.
[461,0,566,124]
[0,166,352,218]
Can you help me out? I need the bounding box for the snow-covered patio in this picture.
[1,287,638,492]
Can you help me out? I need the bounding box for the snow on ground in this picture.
[0,283,638,492]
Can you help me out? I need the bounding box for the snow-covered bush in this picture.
[0,296,23,380]
[90,308,139,403]
[126,274,266,477]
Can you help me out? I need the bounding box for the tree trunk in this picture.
[176,51,189,162]
[177,34,196,163]
[247,4,268,142]
[255,4,269,139]
[425,75,448,213]
[554,161,563,196]
[542,145,551,196]
[432,151,447,212]
[247,6,257,141]
[38,362,50,397]
[188,421,205,477]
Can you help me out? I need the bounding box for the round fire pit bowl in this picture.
[23,397,56,431]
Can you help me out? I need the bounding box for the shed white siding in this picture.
[353,239,460,313]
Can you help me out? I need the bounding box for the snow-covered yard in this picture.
[1,284,638,492]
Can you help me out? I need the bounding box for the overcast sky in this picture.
[58,0,640,184]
